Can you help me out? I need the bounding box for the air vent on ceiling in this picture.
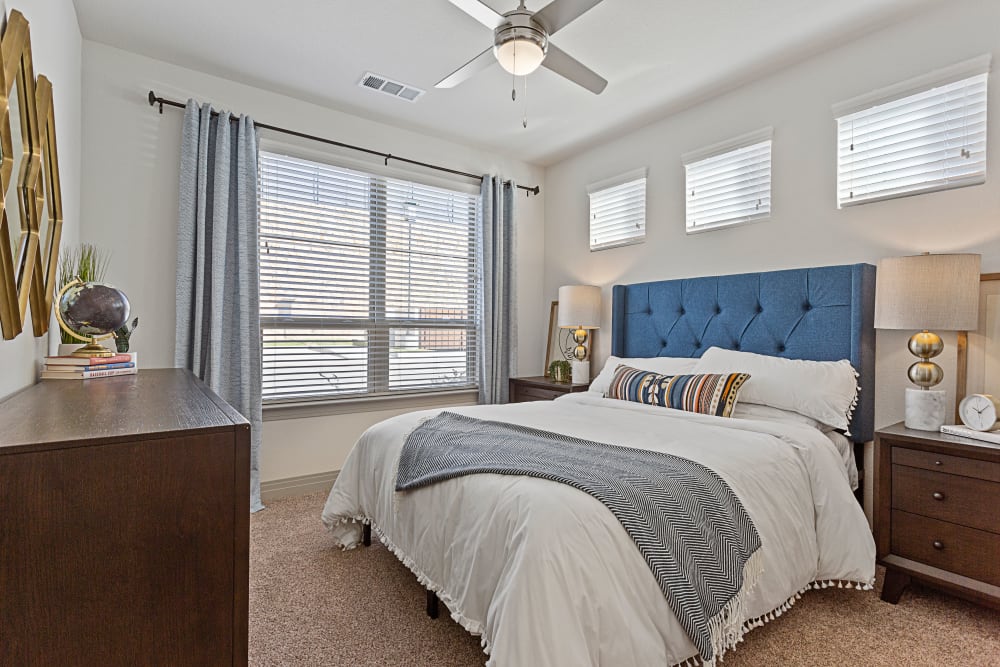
[359,72,425,103]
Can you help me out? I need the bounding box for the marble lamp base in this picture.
[904,387,946,431]
[571,359,590,385]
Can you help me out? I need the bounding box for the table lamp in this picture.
[875,253,980,431]
[558,285,601,384]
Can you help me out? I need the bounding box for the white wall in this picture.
[543,0,1000,430]
[0,1,82,400]
[79,41,545,481]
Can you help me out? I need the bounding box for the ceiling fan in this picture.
[436,0,608,95]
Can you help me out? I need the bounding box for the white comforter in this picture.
[322,393,876,667]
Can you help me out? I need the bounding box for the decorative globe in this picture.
[57,281,131,340]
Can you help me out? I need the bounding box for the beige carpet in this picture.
[250,492,1000,666]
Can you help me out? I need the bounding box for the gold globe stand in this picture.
[53,279,115,358]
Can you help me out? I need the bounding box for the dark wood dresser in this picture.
[508,375,590,402]
[0,369,250,666]
[874,422,1000,609]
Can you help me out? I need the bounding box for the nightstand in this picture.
[874,422,1000,610]
[508,376,590,403]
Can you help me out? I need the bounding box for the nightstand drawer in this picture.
[514,385,565,402]
[891,510,1000,587]
[893,446,1000,483]
[892,464,1000,534]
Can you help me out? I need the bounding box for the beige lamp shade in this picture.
[874,253,981,331]
[558,285,601,329]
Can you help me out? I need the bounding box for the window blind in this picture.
[836,71,988,207]
[258,151,480,402]
[588,169,646,251]
[684,135,771,232]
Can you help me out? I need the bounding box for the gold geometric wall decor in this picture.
[0,10,58,341]
[28,74,61,336]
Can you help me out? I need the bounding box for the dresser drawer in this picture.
[893,446,1000,483]
[892,464,1000,534]
[892,510,1000,587]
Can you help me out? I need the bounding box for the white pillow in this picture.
[730,402,831,432]
[693,347,859,431]
[589,356,698,396]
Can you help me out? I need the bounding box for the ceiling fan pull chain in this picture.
[511,40,517,102]
[522,75,528,128]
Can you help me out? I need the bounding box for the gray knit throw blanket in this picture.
[395,412,763,664]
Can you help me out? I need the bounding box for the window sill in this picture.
[262,388,480,422]
[685,214,769,235]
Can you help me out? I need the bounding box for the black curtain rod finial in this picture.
[148,90,164,114]
[146,89,541,196]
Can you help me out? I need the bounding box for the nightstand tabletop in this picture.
[877,421,1000,456]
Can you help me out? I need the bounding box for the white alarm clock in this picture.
[958,393,1000,432]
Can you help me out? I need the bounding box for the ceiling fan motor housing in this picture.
[493,11,549,75]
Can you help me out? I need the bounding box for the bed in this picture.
[323,263,877,667]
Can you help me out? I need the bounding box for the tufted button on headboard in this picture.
[610,263,876,443]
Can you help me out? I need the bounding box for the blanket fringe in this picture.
[705,550,765,665]
[673,575,875,667]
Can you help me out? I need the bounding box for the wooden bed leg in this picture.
[426,590,440,619]
[362,523,371,547]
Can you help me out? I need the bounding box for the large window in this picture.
[683,129,772,233]
[258,152,480,402]
[834,57,989,207]
[588,169,646,251]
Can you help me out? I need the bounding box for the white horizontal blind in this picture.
[258,151,480,402]
[685,138,771,232]
[836,72,988,207]
[588,170,646,251]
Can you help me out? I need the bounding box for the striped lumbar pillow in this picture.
[607,365,750,418]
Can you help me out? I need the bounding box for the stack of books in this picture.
[41,352,139,380]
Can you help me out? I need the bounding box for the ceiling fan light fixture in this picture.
[493,25,547,76]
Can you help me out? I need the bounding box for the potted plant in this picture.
[55,244,110,355]
[114,317,139,353]
[548,359,572,383]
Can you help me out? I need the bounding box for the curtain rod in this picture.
[147,91,540,196]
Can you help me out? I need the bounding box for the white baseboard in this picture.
[261,470,339,502]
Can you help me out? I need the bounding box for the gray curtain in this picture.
[478,176,515,404]
[175,100,264,512]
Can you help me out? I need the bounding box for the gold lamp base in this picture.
[907,329,945,388]
[572,327,590,361]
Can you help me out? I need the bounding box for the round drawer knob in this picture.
[934,460,942,466]
[932,491,945,501]
[932,540,945,550]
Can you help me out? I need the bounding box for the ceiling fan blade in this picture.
[533,0,604,35]
[541,43,607,94]
[446,0,506,29]
[436,47,496,89]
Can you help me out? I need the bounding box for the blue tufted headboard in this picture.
[611,263,876,443]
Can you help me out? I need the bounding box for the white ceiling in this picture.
[73,0,938,166]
